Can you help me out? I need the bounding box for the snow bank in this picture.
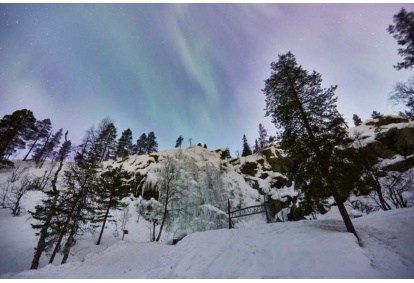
[2,207,414,279]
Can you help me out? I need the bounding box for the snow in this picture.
[348,117,414,148]
[1,129,414,279]
[1,203,413,278]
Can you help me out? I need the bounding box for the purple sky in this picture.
[0,4,412,154]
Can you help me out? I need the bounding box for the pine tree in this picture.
[33,128,63,168]
[241,134,252,157]
[48,128,99,264]
[116,128,133,158]
[387,8,414,118]
[136,133,147,155]
[352,114,362,126]
[263,51,358,239]
[175,135,184,149]
[30,131,71,269]
[220,147,231,160]
[146,131,158,154]
[254,139,259,153]
[94,120,117,162]
[93,165,132,245]
[258,123,268,149]
[203,144,207,149]
[52,164,94,264]
[23,119,52,161]
[371,111,383,119]
[387,8,414,70]
[0,109,36,160]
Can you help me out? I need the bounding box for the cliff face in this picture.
[348,115,414,171]
[100,115,414,227]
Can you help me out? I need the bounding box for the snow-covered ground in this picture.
[1,205,413,279]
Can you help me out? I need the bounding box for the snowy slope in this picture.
[1,117,414,278]
[1,206,413,279]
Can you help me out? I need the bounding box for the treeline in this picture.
[0,111,162,269]
[0,111,159,167]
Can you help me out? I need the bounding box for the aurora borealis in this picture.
[0,4,412,153]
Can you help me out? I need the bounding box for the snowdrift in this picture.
[2,206,413,279]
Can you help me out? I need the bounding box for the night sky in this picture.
[0,4,412,153]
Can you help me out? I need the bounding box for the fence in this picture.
[227,197,271,229]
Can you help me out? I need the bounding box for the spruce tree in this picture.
[175,135,184,149]
[254,139,259,153]
[263,51,358,239]
[352,114,362,126]
[258,123,268,149]
[241,134,252,157]
[116,128,133,158]
[371,111,383,119]
[94,120,117,162]
[136,133,147,155]
[146,131,158,154]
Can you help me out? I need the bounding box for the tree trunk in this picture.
[30,196,57,269]
[61,227,76,264]
[35,132,51,167]
[284,66,359,240]
[97,200,112,245]
[30,133,67,269]
[156,195,169,242]
[374,182,391,211]
[49,193,82,264]
[23,134,40,161]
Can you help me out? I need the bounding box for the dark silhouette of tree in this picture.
[116,128,133,158]
[136,133,147,155]
[0,109,36,160]
[371,111,383,119]
[390,78,414,119]
[93,165,132,245]
[388,8,414,119]
[23,119,52,161]
[33,128,63,168]
[263,51,358,239]
[94,119,117,162]
[30,131,71,269]
[175,135,184,149]
[241,134,252,157]
[353,114,362,126]
[146,131,158,154]
[387,8,414,70]
[220,147,231,160]
[258,123,268,149]
[253,139,259,154]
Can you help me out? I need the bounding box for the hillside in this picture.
[0,115,414,278]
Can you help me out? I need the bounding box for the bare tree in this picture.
[352,131,392,211]
[383,170,412,209]
[156,156,182,242]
